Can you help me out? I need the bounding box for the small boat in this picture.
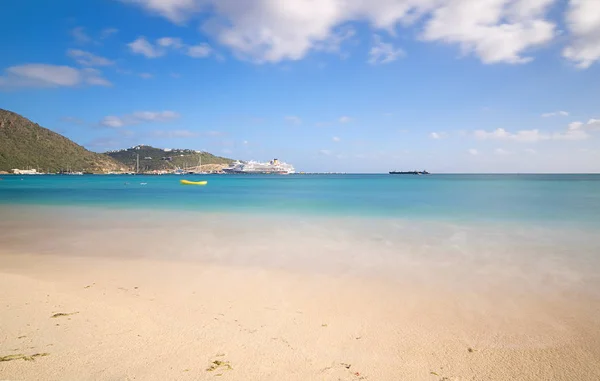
[180,179,207,186]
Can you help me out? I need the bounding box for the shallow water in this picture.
[1,204,599,302]
[2,174,600,299]
[1,174,600,228]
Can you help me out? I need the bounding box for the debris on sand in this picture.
[0,353,49,362]
[206,360,233,372]
[51,312,79,318]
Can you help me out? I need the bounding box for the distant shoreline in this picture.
[3,172,600,176]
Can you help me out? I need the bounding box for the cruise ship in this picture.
[223,159,295,174]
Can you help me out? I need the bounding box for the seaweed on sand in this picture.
[50,312,79,318]
[0,353,50,362]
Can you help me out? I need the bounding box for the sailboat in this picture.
[195,154,209,174]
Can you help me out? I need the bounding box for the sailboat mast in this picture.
[136,154,139,173]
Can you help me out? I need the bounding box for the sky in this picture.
[1,0,599,173]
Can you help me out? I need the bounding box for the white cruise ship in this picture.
[223,159,295,174]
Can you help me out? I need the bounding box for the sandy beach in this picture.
[1,207,600,380]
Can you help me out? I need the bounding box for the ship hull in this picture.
[223,169,292,174]
[389,171,430,175]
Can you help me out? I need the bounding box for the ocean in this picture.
[2,174,600,292]
[1,174,599,228]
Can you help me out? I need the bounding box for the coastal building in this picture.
[12,168,38,175]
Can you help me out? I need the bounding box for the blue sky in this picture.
[1,0,599,173]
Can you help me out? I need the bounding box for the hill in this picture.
[106,145,234,172]
[0,109,125,173]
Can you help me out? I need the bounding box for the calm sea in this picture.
[1,174,599,228]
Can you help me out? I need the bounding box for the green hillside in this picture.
[0,109,124,173]
[106,145,234,172]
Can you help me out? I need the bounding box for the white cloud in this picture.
[313,26,356,55]
[494,148,513,155]
[468,148,479,155]
[71,27,92,44]
[100,110,180,128]
[588,119,600,130]
[200,1,373,63]
[368,34,405,64]
[139,72,154,79]
[133,111,179,122]
[100,28,119,39]
[128,37,165,58]
[67,49,114,66]
[120,0,201,23]
[284,115,302,125]
[474,128,512,140]
[569,121,584,130]
[121,0,559,65]
[421,0,556,64]
[319,149,333,156]
[72,26,119,44]
[553,129,591,140]
[187,43,213,57]
[383,112,393,116]
[568,118,600,131]
[474,127,591,142]
[157,37,184,48]
[563,0,600,68]
[332,136,341,142]
[0,64,111,88]
[524,148,537,154]
[541,110,569,117]
[128,36,213,59]
[339,116,352,124]
[83,68,112,86]
[100,116,126,128]
[243,140,249,145]
[429,132,446,139]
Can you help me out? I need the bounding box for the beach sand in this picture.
[1,206,600,380]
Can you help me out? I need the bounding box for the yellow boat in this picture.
[180,179,207,185]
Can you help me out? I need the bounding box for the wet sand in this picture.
[1,206,600,380]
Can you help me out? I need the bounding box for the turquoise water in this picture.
[1,174,600,227]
